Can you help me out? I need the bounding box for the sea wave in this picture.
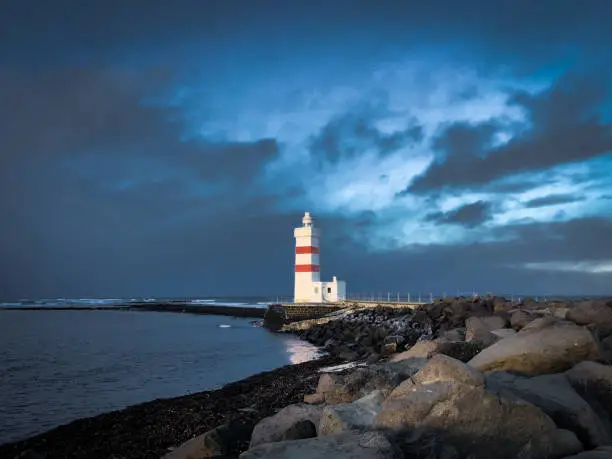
[0,297,272,308]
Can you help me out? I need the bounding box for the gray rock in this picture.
[163,421,253,459]
[240,431,397,459]
[280,420,317,441]
[465,316,507,341]
[414,354,484,387]
[319,390,384,435]
[601,335,612,361]
[303,393,325,405]
[517,429,583,458]
[468,322,601,375]
[374,367,573,459]
[316,373,342,394]
[392,338,485,363]
[250,404,323,448]
[519,316,558,333]
[567,300,612,335]
[381,381,566,458]
[566,361,612,435]
[510,310,535,330]
[442,328,465,341]
[384,335,405,346]
[391,338,445,360]
[485,371,609,448]
[316,359,426,404]
[380,342,396,356]
[561,445,612,458]
[490,328,517,339]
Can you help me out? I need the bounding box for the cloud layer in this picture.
[1,0,611,298]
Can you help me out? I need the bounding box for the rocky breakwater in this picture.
[283,296,612,364]
[282,296,512,362]
[284,306,428,362]
[162,309,612,458]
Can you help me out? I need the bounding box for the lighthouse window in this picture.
[314,287,319,293]
[327,287,332,294]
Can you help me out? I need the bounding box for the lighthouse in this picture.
[293,212,347,303]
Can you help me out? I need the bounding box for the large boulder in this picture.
[442,327,465,341]
[162,421,254,459]
[414,354,484,387]
[315,359,426,404]
[319,390,384,435]
[567,300,612,336]
[428,299,493,329]
[374,356,577,459]
[510,310,536,330]
[600,335,612,361]
[519,316,557,333]
[390,338,449,360]
[240,431,397,459]
[517,429,583,458]
[485,371,610,448]
[562,445,612,458]
[491,328,517,339]
[468,321,601,375]
[465,316,507,341]
[391,338,484,363]
[249,404,322,448]
[566,361,612,434]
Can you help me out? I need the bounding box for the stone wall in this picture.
[263,303,345,329]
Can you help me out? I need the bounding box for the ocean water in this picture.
[0,299,320,445]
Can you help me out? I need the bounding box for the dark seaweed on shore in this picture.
[0,355,340,459]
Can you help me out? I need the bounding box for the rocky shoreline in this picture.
[5,296,612,459]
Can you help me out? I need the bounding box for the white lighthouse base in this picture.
[295,276,346,303]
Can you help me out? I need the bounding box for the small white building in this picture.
[293,212,347,303]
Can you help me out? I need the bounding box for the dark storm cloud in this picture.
[309,110,422,165]
[0,66,281,299]
[0,67,277,174]
[3,0,611,68]
[425,201,492,228]
[410,74,612,192]
[524,194,585,208]
[432,121,498,159]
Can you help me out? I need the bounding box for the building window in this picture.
[314,287,318,293]
[327,287,332,294]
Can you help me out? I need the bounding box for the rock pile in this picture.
[160,296,612,458]
[289,306,429,361]
[229,311,612,459]
[288,297,612,364]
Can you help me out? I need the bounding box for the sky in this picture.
[1,0,611,299]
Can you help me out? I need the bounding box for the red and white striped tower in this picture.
[294,212,320,303]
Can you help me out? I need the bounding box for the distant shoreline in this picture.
[0,303,267,319]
